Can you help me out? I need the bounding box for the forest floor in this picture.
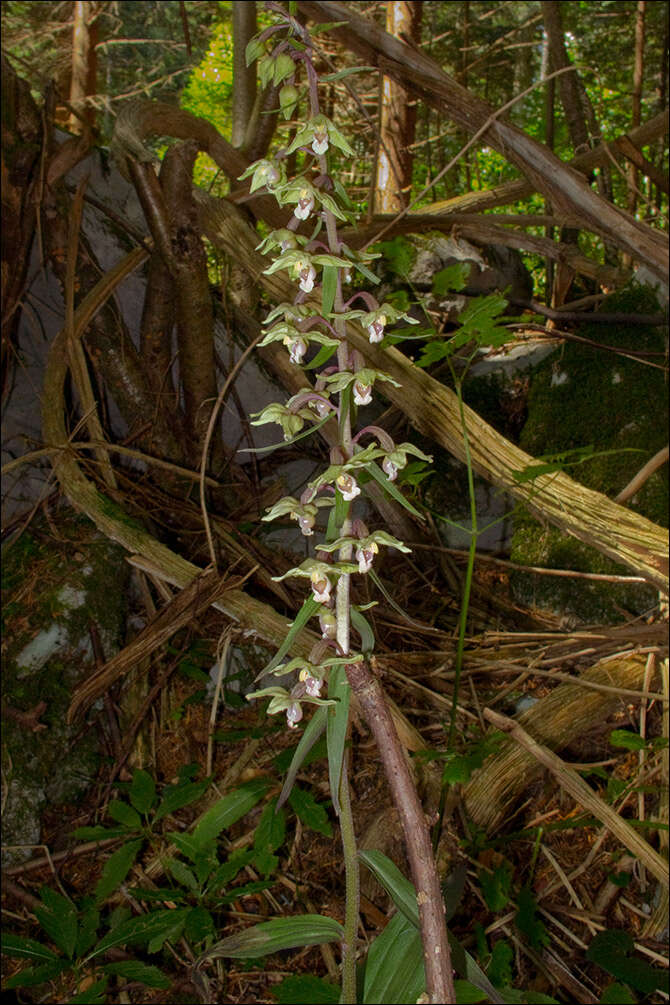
[1,504,668,1005]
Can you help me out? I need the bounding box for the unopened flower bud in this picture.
[286,701,303,728]
[319,610,337,639]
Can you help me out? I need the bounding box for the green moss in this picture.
[511,283,667,623]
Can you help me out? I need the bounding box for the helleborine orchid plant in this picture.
[217,5,457,1004]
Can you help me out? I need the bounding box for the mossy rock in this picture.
[1,508,128,864]
[511,283,667,623]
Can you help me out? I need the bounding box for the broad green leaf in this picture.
[363,911,425,1004]
[277,704,328,810]
[154,779,210,822]
[67,977,108,1003]
[129,769,156,814]
[454,981,488,1003]
[87,908,191,960]
[75,905,100,958]
[289,785,333,837]
[165,858,199,893]
[586,930,665,994]
[185,906,215,944]
[191,778,270,850]
[432,262,470,295]
[609,730,646,752]
[197,914,344,961]
[254,799,286,876]
[321,264,337,316]
[106,799,142,830]
[71,825,128,841]
[515,885,549,950]
[326,664,350,817]
[34,887,78,959]
[4,959,70,988]
[599,983,637,1004]
[273,974,341,1003]
[1,932,59,962]
[165,832,203,863]
[207,849,254,894]
[102,960,171,989]
[359,850,419,928]
[479,860,513,913]
[359,852,502,1003]
[95,839,143,904]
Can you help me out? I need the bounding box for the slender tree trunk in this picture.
[232,1,257,148]
[627,1,646,217]
[374,1,422,213]
[69,1,96,133]
[541,28,555,305]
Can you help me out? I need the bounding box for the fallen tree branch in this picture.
[483,706,669,888]
[197,193,668,594]
[297,1,668,283]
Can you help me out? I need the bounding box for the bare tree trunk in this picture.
[374,1,422,213]
[232,1,257,148]
[541,28,555,304]
[69,1,96,133]
[628,1,646,218]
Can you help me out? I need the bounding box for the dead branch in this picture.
[298,1,668,282]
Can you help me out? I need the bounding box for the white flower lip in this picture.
[382,457,398,481]
[310,571,332,603]
[299,265,316,292]
[336,473,361,501]
[353,382,372,406]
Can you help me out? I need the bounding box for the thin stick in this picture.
[199,331,264,570]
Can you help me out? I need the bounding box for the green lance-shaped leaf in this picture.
[129,768,156,815]
[289,785,333,837]
[106,798,142,830]
[326,663,351,817]
[33,887,79,960]
[3,960,71,990]
[87,908,192,960]
[321,264,338,316]
[95,838,143,904]
[350,606,375,654]
[102,961,171,990]
[363,911,425,1005]
[154,778,210,822]
[364,461,425,520]
[196,914,344,962]
[359,851,504,1004]
[1,931,61,964]
[259,594,322,678]
[191,778,270,851]
[277,704,328,810]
